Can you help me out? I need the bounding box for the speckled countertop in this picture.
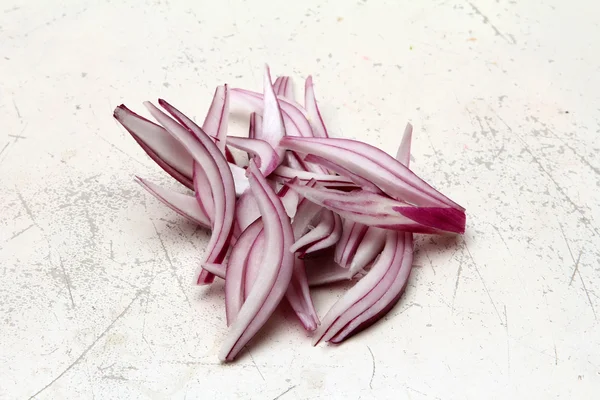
[1,1,598,399]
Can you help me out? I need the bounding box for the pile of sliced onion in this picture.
[113,65,465,362]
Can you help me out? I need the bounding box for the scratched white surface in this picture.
[1,0,599,399]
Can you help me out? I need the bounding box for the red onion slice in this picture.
[115,104,249,199]
[201,85,230,154]
[348,227,386,276]
[229,164,250,196]
[220,161,294,361]
[135,176,210,228]
[248,112,262,140]
[329,233,414,343]
[313,232,399,345]
[225,218,263,325]
[202,262,226,278]
[317,231,410,344]
[335,221,368,267]
[234,178,299,237]
[286,182,466,234]
[304,154,381,194]
[396,123,413,164]
[304,76,329,138]
[291,210,340,255]
[285,256,319,330]
[231,88,313,138]
[273,76,284,95]
[281,76,294,101]
[280,136,464,210]
[230,88,326,174]
[291,193,324,243]
[145,100,236,284]
[274,76,295,101]
[343,124,415,274]
[226,136,280,175]
[113,105,193,189]
[302,211,342,255]
[271,165,355,188]
[259,65,286,154]
[320,122,417,343]
[276,178,300,218]
[197,85,230,219]
[193,162,214,224]
[243,182,300,296]
[240,226,319,331]
[242,229,265,298]
[230,86,330,174]
[234,190,260,237]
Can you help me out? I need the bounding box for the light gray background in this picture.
[1,0,598,399]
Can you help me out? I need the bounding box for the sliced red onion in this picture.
[291,190,324,243]
[231,88,312,138]
[243,228,265,298]
[286,182,466,234]
[319,232,413,344]
[306,254,354,286]
[313,232,401,345]
[234,177,299,237]
[335,221,368,267]
[224,178,320,330]
[334,219,353,265]
[273,76,284,95]
[285,256,319,330]
[258,65,286,154]
[322,122,417,343]
[229,163,250,196]
[274,76,295,101]
[201,85,230,154]
[237,231,318,331]
[330,233,413,343]
[226,136,280,175]
[202,262,226,279]
[280,137,464,210]
[196,86,228,218]
[276,177,300,218]
[248,112,261,140]
[230,87,330,174]
[281,76,295,101]
[116,66,466,361]
[225,218,263,326]
[283,151,311,171]
[193,161,214,224]
[334,125,414,273]
[135,176,210,228]
[145,100,236,285]
[304,76,329,138]
[234,189,260,236]
[243,182,300,296]
[239,225,318,331]
[220,161,294,361]
[302,211,342,255]
[396,123,413,164]
[115,104,250,200]
[230,88,324,173]
[291,210,340,255]
[113,105,193,189]
[304,154,381,194]
[348,227,386,276]
[347,122,413,274]
[271,165,355,188]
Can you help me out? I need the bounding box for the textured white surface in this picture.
[1,0,599,399]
